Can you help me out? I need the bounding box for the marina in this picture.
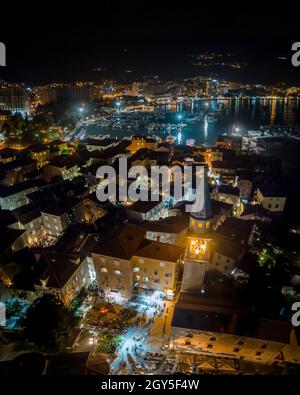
[69,98,300,147]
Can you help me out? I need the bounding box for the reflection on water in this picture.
[203,116,208,139]
[160,98,300,145]
[86,98,300,146]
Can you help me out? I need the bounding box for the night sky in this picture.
[1,1,300,85]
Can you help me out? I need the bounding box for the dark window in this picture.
[207,344,213,349]
[210,336,216,341]
[256,351,262,356]
[234,348,240,353]
[261,344,267,349]
[185,341,191,346]
[238,340,244,346]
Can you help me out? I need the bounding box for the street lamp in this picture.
[232,125,241,134]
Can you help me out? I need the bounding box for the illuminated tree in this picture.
[95,332,122,354]
[258,247,277,270]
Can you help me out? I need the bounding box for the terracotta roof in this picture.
[215,217,255,243]
[0,147,18,159]
[92,224,146,260]
[218,185,240,196]
[212,236,244,260]
[172,291,292,343]
[12,205,41,224]
[0,179,46,198]
[135,239,184,262]
[1,228,26,255]
[142,215,189,234]
[127,198,162,213]
[211,199,233,214]
[41,197,78,216]
[258,183,286,198]
[241,204,271,217]
[38,254,82,289]
[0,156,36,172]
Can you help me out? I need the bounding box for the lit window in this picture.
[114,260,120,266]
[135,275,140,280]
[160,261,165,267]
[101,267,108,273]
[206,221,210,229]
[133,267,140,272]
[191,220,195,228]
[198,222,203,229]
[114,270,121,276]
[100,257,106,263]
[143,276,149,282]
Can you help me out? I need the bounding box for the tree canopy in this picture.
[22,294,79,352]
